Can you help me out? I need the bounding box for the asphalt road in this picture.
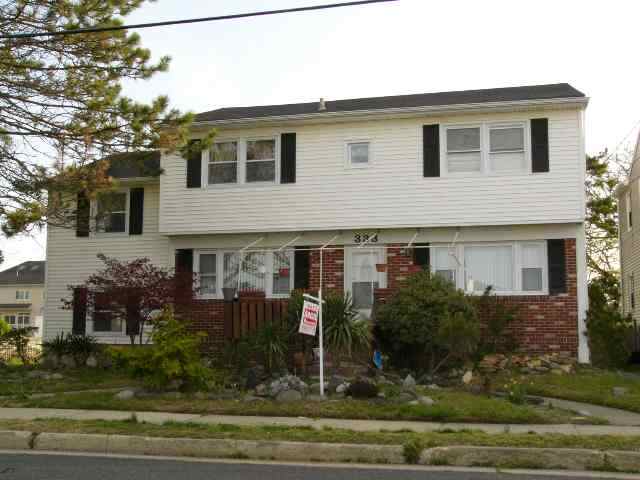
[0,453,628,480]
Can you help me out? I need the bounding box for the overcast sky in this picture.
[4,0,640,269]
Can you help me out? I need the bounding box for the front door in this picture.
[346,248,386,317]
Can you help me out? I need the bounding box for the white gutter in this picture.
[191,97,589,128]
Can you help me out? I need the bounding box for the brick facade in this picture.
[185,239,579,358]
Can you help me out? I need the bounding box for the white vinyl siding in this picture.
[161,109,583,235]
[43,183,170,344]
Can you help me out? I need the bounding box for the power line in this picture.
[0,0,399,40]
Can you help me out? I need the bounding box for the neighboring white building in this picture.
[43,83,590,362]
[0,261,45,337]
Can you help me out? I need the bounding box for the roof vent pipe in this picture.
[318,98,326,111]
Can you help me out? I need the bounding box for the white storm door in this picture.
[346,248,386,314]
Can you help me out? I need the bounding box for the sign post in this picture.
[300,292,324,396]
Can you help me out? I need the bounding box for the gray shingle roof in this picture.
[104,150,161,179]
[0,261,45,285]
[195,83,585,123]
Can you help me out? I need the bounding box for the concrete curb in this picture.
[1,430,640,472]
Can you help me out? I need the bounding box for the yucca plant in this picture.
[252,323,289,374]
[323,291,372,363]
[42,333,69,357]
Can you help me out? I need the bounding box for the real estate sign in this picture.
[298,299,320,336]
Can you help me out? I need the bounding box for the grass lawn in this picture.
[0,388,598,425]
[0,417,636,451]
[0,367,137,397]
[505,367,640,413]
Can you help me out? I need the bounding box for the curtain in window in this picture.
[464,245,513,292]
[431,247,457,284]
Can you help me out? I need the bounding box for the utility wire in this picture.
[0,0,399,40]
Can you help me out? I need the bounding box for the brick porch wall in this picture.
[184,239,579,358]
[376,239,579,357]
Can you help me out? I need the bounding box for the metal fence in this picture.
[0,342,41,363]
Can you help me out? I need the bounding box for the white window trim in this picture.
[15,290,31,301]
[202,137,280,188]
[440,121,531,177]
[194,249,294,299]
[91,188,130,236]
[431,240,548,296]
[344,139,373,169]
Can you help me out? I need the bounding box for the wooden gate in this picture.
[223,298,289,339]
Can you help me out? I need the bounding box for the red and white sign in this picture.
[298,300,320,336]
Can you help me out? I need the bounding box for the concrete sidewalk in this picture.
[539,397,640,427]
[2,407,640,436]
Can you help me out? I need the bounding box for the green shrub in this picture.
[402,438,424,464]
[587,279,632,368]
[323,291,371,361]
[251,322,289,374]
[374,271,478,372]
[125,307,211,390]
[42,333,100,364]
[0,318,9,336]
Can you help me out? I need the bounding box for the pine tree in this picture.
[0,1,207,237]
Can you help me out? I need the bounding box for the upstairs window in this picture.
[95,191,127,233]
[489,124,526,172]
[208,141,238,184]
[347,142,370,167]
[16,290,31,300]
[446,127,481,173]
[246,139,276,182]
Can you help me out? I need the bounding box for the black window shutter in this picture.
[547,239,566,294]
[175,249,194,274]
[531,118,549,173]
[423,125,440,177]
[76,191,90,237]
[280,133,296,184]
[413,243,430,270]
[72,287,87,335]
[294,247,310,289]
[186,140,202,188]
[128,187,144,235]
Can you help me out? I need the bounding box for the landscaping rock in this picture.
[254,383,268,397]
[335,382,350,394]
[309,382,328,395]
[306,394,327,402]
[462,370,473,385]
[85,355,98,368]
[418,395,435,406]
[40,354,59,370]
[166,379,183,391]
[50,373,64,380]
[328,375,347,393]
[27,370,45,379]
[59,355,76,369]
[397,392,417,403]
[402,374,416,390]
[115,389,135,400]
[163,392,183,400]
[613,387,628,397]
[275,389,302,403]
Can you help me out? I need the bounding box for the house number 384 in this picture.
[354,233,378,244]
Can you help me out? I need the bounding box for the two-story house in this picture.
[616,129,640,357]
[0,260,45,337]
[43,83,590,362]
